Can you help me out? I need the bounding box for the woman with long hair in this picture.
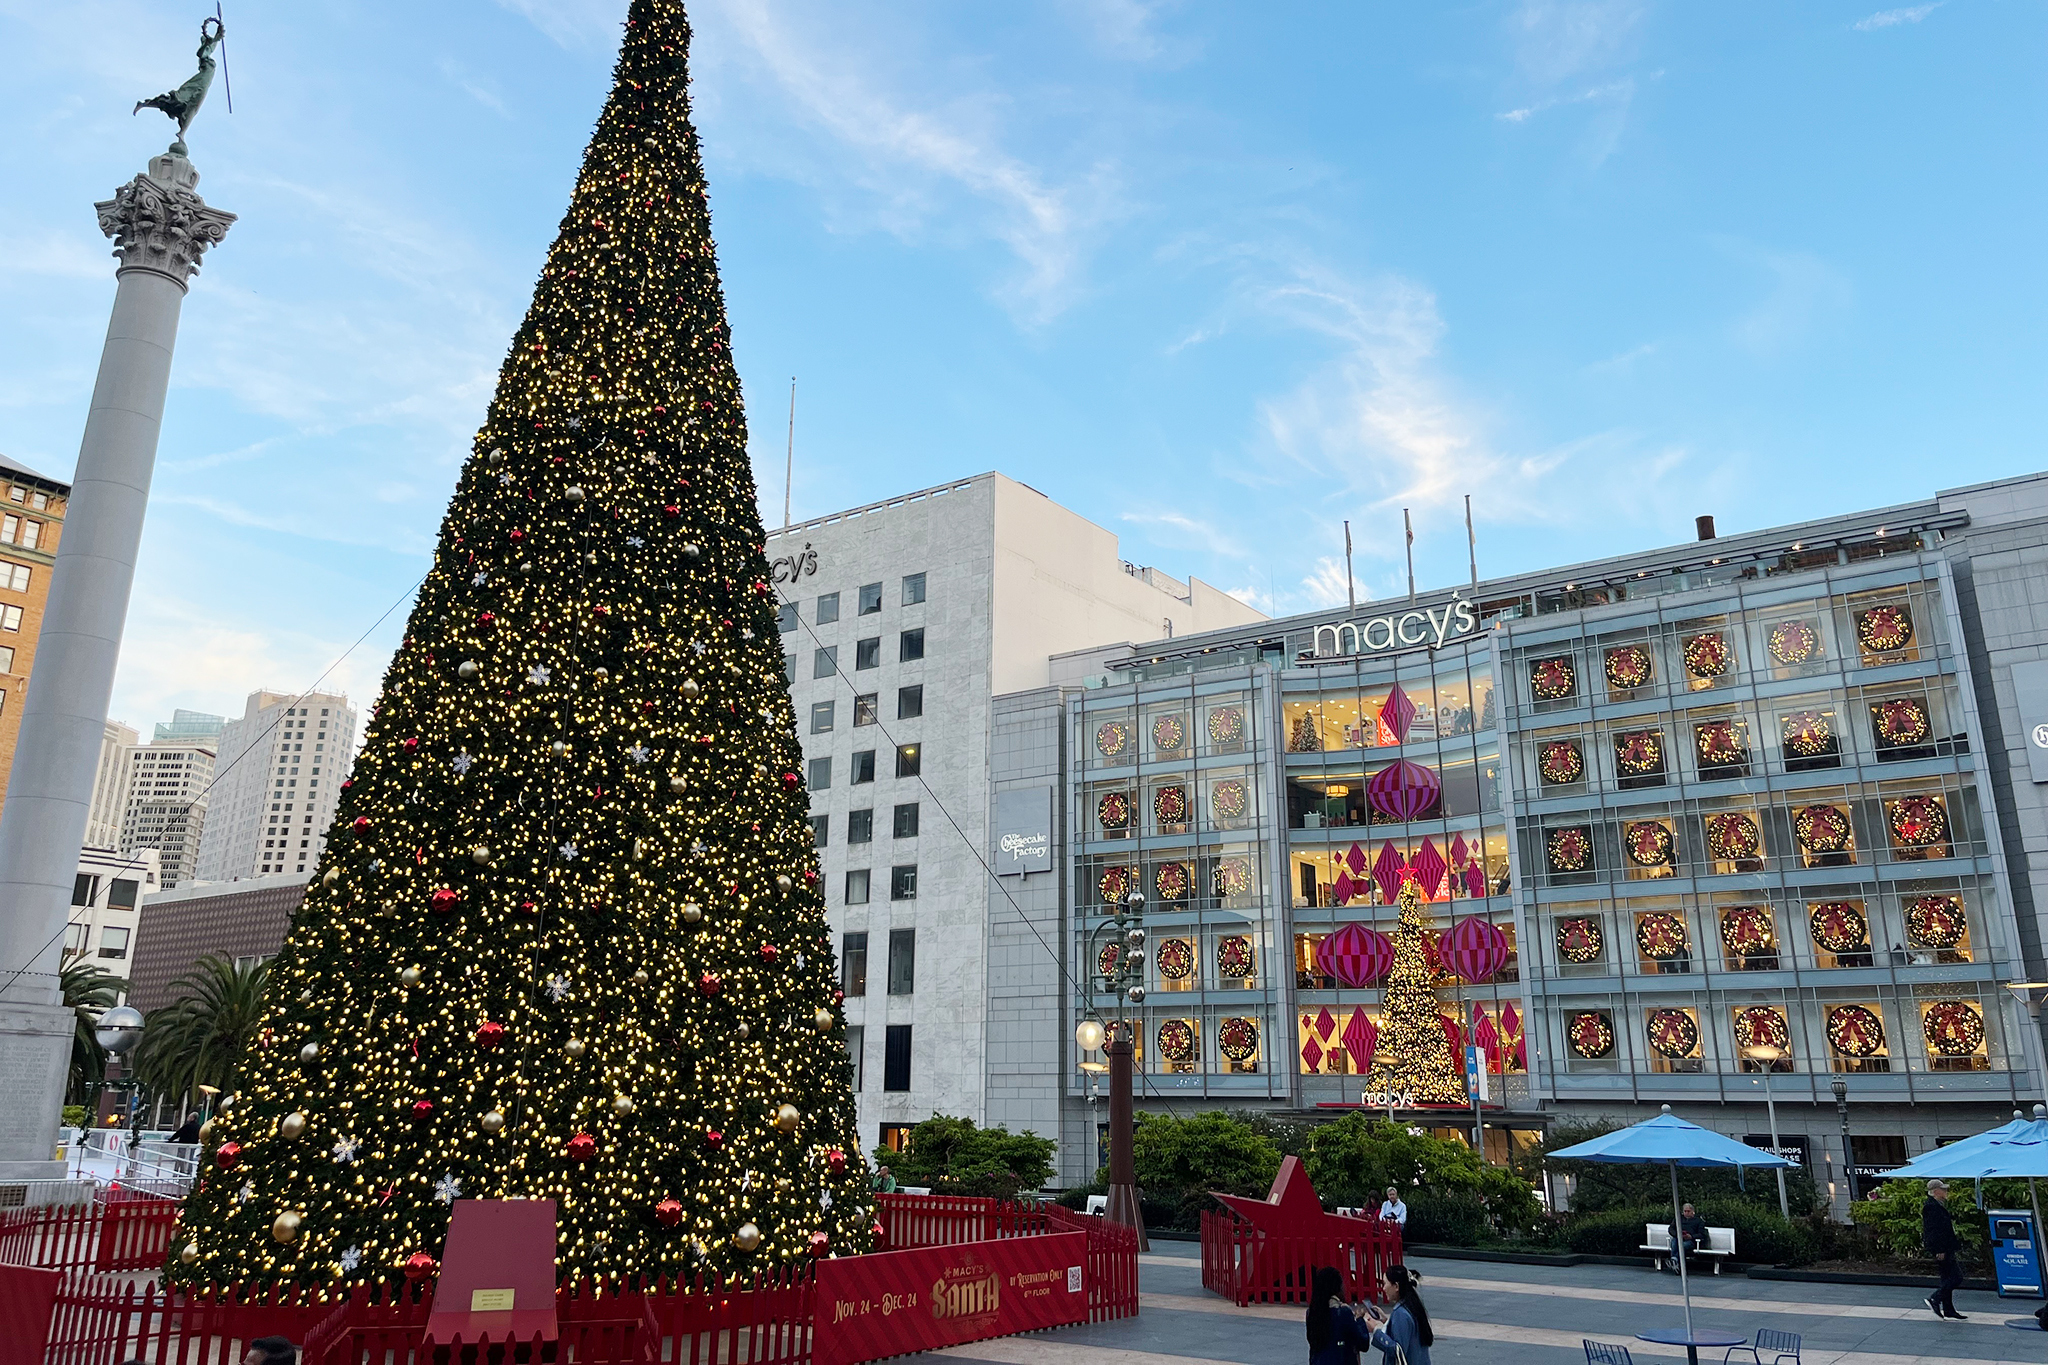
[1304,1264,1374,1365]
[1359,1264,1433,1365]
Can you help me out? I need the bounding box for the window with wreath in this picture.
[1144,704,1192,759]
[1717,903,1781,972]
[1761,614,1826,677]
[1680,627,1737,689]
[1554,911,1607,973]
[1808,899,1874,969]
[1211,850,1260,908]
[1217,1015,1262,1074]
[1215,934,1258,987]
[1155,1018,1200,1075]
[1633,908,1695,975]
[1902,893,1972,965]
[1092,783,1136,839]
[1603,642,1656,697]
[1154,936,1198,993]
[1206,771,1255,831]
[1824,1002,1892,1073]
[1529,655,1579,706]
[1792,801,1857,868]
[1090,711,1137,768]
[1884,791,1951,860]
[1152,781,1192,836]
[1732,1004,1794,1072]
[1920,997,1989,1073]
[1622,818,1678,881]
[1852,599,1918,664]
[1565,1008,1619,1069]
[1645,1007,1704,1074]
[1701,810,1766,873]
[1693,715,1752,780]
[1613,727,1667,790]
[1535,735,1586,789]
[1869,693,1936,760]
[1545,824,1596,877]
[1203,697,1251,755]
[1092,860,1140,911]
[1777,702,1841,772]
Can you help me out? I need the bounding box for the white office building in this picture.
[192,690,359,883]
[85,720,138,848]
[64,846,160,976]
[117,743,216,889]
[769,473,1263,1154]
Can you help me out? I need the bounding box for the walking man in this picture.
[1922,1179,1966,1320]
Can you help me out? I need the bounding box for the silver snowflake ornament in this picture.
[627,744,650,765]
[626,536,645,548]
[559,841,579,861]
[690,640,709,656]
[740,629,755,641]
[332,1136,359,1164]
[472,571,489,586]
[545,974,571,1002]
[793,952,807,970]
[565,416,583,429]
[528,664,552,686]
[498,472,513,486]
[451,753,474,774]
[339,1245,363,1273]
[237,1181,255,1204]
[434,1173,462,1204]
[820,1189,834,1209]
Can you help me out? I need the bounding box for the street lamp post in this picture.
[1078,889,1150,1250]
[1830,1076,1852,1213]
[1741,1044,1792,1220]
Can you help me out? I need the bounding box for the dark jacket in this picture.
[1308,1303,1373,1365]
[1922,1197,1960,1257]
[1668,1211,1707,1244]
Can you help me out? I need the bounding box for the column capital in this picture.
[94,153,236,289]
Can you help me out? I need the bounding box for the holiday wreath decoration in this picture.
[1556,916,1604,964]
[1871,697,1932,749]
[1886,794,1947,848]
[1826,1004,1886,1058]
[1538,740,1585,785]
[1646,1008,1700,1060]
[1156,1018,1197,1064]
[1098,865,1137,906]
[1734,1005,1791,1055]
[1530,655,1578,701]
[1781,709,1835,758]
[1615,728,1665,778]
[1768,619,1821,666]
[1547,825,1594,873]
[1095,721,1131,759]
[1155,861,1191,901]
[1720,906,1777,957]
[1151,714,1187,752]
[1922,1000,1986,1058]
[1635,911,1692,961]
[1096,942,1122,980]
[1097,791,1132,831]
[1217,935,1257,980]
[1682,631,1734,679]
[1704,812,1763,862]
[1213,856,1253,899]
[1905,895,1966,950]
[1218,1016,1260,1063]
[1855,603,1914,654]
[1153,784,1190,827]
[1624,820,1677,867]
[1793,803,1852,854]
[1809,901,1869,955]
[1604,644,1654,691]
[1155,938,1195,982]
[1568,1011,1616,1059]
[1695,719,1747,768]
[1206,705,1246,748]
[1211,779,1249,822]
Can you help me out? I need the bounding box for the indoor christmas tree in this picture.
[167,0,870,1287]
[1364,874,1466,1104]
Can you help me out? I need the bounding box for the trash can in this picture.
[1987,1210,2043,1298]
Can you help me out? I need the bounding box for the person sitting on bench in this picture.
[1667,1204,1707,1273]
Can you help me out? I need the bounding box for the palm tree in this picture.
[62,958,127,1104]
[134,955,269,1113]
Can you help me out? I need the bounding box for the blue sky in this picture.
[1,1,2040,731]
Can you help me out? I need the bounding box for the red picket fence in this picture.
[0,1194,178,1275]
[872,1194,1138,1324]
[1200,1207,1399,1307]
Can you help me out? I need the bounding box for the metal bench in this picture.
[1639,1222,1737,1272]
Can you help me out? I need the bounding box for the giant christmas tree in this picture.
[1365,875,1466,1104]
[168,0,870,1287]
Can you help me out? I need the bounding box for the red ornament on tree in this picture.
[430,888,461,914]
[215,1141,242,1170]
[404,1253,439,1282]
[698,972,722,997]
[781,771,800,789]
[410,1099,435,1122]
[474,1021,506,1050]
[402,736,420,751]
[759,942,779,963]
[808,1231,830,1257]
[656,1198,685,1227]
[352,816,371,832]
[705,1129,724,1149]
[826,1148,847,1174]
[564,1132,597,1163]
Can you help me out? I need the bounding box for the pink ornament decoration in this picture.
[1371,842,1406,904]
[1367,759,1441,822]
[1462,861,1488,899]
[1409,838,1448,900]
[1345,842,1369,875]
[1332,870,1357,905]
[1442,915,1510,982]
[1315,922,1394,988]
[1378,683,1419,743]
[1471,1005,1501,1067]
[1343,1008,1379,1072]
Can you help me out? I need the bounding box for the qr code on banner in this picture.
[1067,1265,1083,1293]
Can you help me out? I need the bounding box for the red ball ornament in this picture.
[698,972,721,997]
[430,888,461,914]
[508,528,525,542]
[411,1099,435,1122]
[402,736,420,751]
[478,612,497,627]
[475,1021,506,1050]
[655,1198,684,1227]
[404,1252,439,1282]
[564,1132,597,1163]
[353,816,371,832]
[826,1148,847,1175]
[214,1141,242,1170]
[781,771,800,789]
[808,1231,830,1257]
[759,942,779,963]
[834,990,844,1005]
[663,504,681,519]
[705,1129,724,1149]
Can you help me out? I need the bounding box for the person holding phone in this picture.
[1305,1265,1373,1364]
[1356,1264,1433,1365]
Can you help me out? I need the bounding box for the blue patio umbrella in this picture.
[1885,1104,2048,1300]
[1551,1105,1792,1340]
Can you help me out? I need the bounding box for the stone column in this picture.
[0,152,232,1180]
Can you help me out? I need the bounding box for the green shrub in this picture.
[1304,1113,1543,1236]
[1564,1206,1663,1256]
[1540,1118,1822,1216]
[61,1105,91,1129]
[1850,1176,2032,1271]
[873,1115,1057,1200]
[1132,1111,1282,1231]
[1692,1198,1819,1266]
[1408,1188,1489,1247]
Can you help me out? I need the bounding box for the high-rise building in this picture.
[64,845,160,976]
[192,690,358,884]
[769,473,1264,1153]
[0,456,70,812]
[153,709,225,745]
[85,720,138,848]
[118,742,216,888]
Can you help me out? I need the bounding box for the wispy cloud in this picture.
[491,0,622,49]
[1301,555,1367,610]
[440,60,513,119]
[1120,509,1247,560]
[1715,240,1851,356]
[1855,4,1941,31]
[1507,0,1646,85]
[1498,77,1636,124]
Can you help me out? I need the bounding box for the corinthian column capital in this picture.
[94,152,236,289]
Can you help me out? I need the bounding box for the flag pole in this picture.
[216,4,233,112]
[783,376,795,530]
[1343,520,1356,619]
[1465,494,1478,591]
[1403,508,1416,602]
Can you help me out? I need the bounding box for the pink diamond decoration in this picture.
[1345,842,1368,875]
[1379,683,1418,743]
[1301,1035,1324,1072]
[1411,838,1447,899]
[1314,1007,1337,1041]
[1449,832,1469,867]
[1372,842,1406,903]
[1342,1008,1378,1071]
[1463,862,1488,899]
[1332,870,1356,905]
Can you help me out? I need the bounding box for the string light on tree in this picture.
[1363,874,1466,1104]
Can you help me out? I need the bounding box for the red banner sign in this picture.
[813,1232,1088,1365]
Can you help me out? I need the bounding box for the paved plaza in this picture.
[932,1244,2043,1365]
